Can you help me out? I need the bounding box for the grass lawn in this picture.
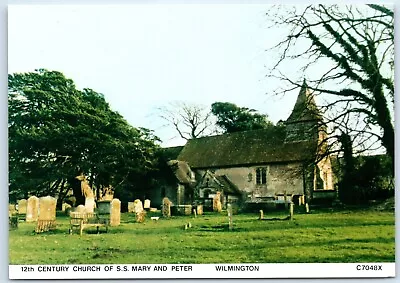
[9,208,395,264]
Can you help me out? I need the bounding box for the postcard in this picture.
[8,3,395,280]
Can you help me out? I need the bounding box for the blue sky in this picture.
[8,4,325,146]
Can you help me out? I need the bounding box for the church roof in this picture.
[286,79,322,123]
[177,127,316,169]
[167,160,194,184]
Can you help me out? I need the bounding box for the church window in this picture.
[256,168,267,185]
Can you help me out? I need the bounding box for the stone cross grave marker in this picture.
[26,196,40,222]
[110,199,121,226]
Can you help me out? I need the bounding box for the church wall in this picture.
[195,162,306,201]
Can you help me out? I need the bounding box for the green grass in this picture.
[9,209,395,264]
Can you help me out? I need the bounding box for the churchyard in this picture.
[9,206,394,265]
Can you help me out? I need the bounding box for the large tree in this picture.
[211,102,273,133]
[266,4,394,172]
[9,69,160,205]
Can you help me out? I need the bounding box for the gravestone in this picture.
[85,197,96,213]
[213,192,222,212]
[144,199,151,210]
[196,205,203,215]
[76,205,87,214]
[133,199,144,214]
[35,196,57,233]
[38,196,57,221]
[97,201,111,215]
[136,211,146,223]
[17,199,27,215]
[162,197,172,217]
[110,199,121,226]
[128,202,135,213]
[26,196,40,222]
[9,204,16,215]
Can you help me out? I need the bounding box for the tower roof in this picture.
[286,79,322,123]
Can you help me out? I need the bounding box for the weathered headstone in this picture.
[128,202,135,213]
[193,208,197,218]
[9,204,16,215]
[259,209,264,220]
[97,201,111,215]
[144,199,151,209]
[196,205,203,215]
[35,196,57,233]
[110,199,121,226]
[162,197,172,217]
[136,211,146,223]
[38,196,57,221]
[17,199,27,215]
[76,204,87,214]
[305,203,310,213]
[133,199,144,214]
[85,197,96,213]
[213,192,222,212]
[26,196,39,222]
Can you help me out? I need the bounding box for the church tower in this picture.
[284,79,324,143]
[285,80,333,194]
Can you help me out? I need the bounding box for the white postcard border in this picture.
[9,263,395,279]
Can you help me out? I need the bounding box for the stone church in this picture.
[161,80,334,209]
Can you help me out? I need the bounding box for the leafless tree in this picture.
[158,101,217,140]
[266,4,394,172]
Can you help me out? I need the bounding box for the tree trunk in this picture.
[70,177,85,206]
[372,82,394,175]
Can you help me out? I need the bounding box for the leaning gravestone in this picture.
[213,192,222,212]
[162,197,172,217]
[26,196,40,222]
[144,199,151,210]
[17,199,27,215]
[110,199,121,226]
[35,196,57,233]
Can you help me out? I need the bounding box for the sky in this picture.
[8,4,309,147]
